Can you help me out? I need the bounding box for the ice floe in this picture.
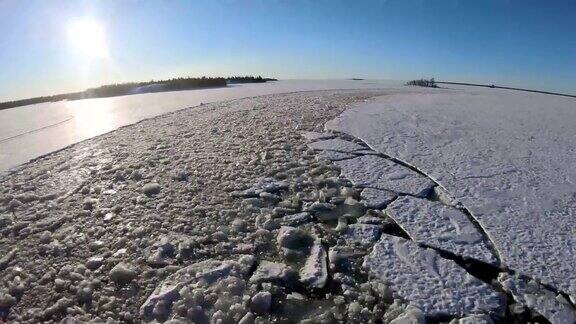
[328,89,576,300]
[363,234,505,318]
[385,196,498,265]
[360,187,397,209]
[335,155,435,197]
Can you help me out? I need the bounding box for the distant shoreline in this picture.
[0,76,277,111]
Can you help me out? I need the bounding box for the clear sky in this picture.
[0,0,575,101]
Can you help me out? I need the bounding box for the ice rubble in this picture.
[363,235,505,317]
[300,131,335,142]
[498,273,576,324]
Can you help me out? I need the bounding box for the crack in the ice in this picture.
[300,130,576,321]
[327,130,504,267]
[319,130,576,315]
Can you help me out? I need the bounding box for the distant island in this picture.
[0,75,278,110]
[405,78,438,88]
[227,76,278,84]
[405,78,576,98]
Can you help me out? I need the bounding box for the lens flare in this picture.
[67,19,109,59]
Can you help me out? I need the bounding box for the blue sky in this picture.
[0,0,574,101]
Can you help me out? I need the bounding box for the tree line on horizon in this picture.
[405,78,438,88]
[227,75,278,83]
[0,75,277,110]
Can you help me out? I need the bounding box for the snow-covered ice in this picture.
[342,223,383,246]
[385,196,498,265]
[363,234,504,317]
[360,187,397,209]
[327,88,576,299]
[334,155,435,197]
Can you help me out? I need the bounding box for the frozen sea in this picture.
[0,80,402,173]
[326,86,576,300]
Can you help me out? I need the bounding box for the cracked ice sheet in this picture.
[386,196,498,265]
[498,273,576,324]
[334,155,435,197]
[364,235,504,318]
[327,88,576,299]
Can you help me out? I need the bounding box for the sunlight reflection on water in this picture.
[0,80,403,172]
[68,98,117,138]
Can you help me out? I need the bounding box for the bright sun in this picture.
[67,19,109,59]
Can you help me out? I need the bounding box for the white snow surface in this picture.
[363,235,504,317]
[386,196,497,265]
[327,88,576,298]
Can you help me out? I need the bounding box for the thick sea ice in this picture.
[327,88,576,299]
[334,155,435,197]
[363,235,504,317]
[385,196,498,265]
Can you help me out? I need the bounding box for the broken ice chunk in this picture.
[386,196,498,265]
[335,155,434,197]
[328,245,365,272]
[363,235,505,318]
[343,223,383,247]
[278,212,313,227]
[249,260,298,286]
[300,239,328,289]
[140,258,252,320]
[498,273,576,324]
[360,187,397,209]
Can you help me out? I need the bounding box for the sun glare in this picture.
[67,19,109,59]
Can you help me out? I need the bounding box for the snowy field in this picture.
[0,80,402,173]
